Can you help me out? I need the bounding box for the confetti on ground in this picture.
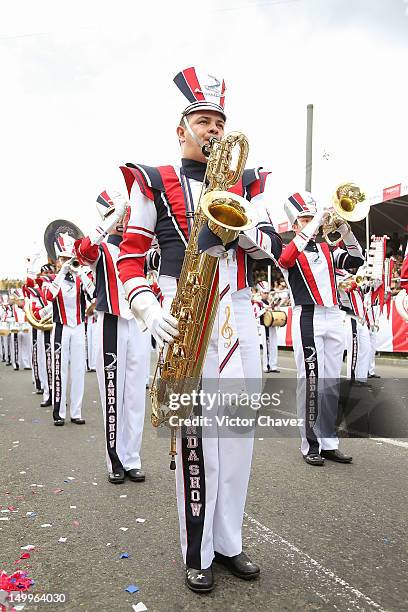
[18,418,25,422]
[120,527,128,532]
[106,543,112,547]
[0,517,10,521]
[132,603,147,612]
[136,518,146,523]
[92,482,98,486]
[120,495,127,498]
[26,512,37,519]
[70,505,77,509]
[21,545,35,551]
[52,489,64,495]
[125,585,139,594]
[119,553,129,559]
[19,471,26,475]
[58,537,67,543]
[66,477,75,481]
[72,520,80,528]
[41,524,52,528]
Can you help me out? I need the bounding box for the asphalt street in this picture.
[0,351,407,612]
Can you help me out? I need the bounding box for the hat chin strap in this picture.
[182,115,215,158]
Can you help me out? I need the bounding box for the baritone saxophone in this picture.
[150,132,254,468]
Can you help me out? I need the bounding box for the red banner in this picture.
[382,184,401,201]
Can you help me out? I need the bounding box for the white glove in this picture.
[27,252,42,276]
[129,290,179,349]
[89,191,129,246]
[315,204,332,225]
[48,263,70,297]
[336,222,350,240]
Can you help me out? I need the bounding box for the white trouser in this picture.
[96,312,149,473]
[292,305,344,456]
[346,317,371,383]
[260,324,278,371]
[5,335,11,364]
[86,318,98,370]
[11,332,31,370]
[159,280,260,571]
[368,328,377,375]
[52,322,86,420]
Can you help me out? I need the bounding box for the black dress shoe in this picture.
[35,388,44,395]
[54,418,65,426]
[186,566,214,593]
[270,369,280,373]
[303,453,325,466]
[6,362,11,366]
[125,468,145,482]
[368,374,381,379]
[214,551,260,580]
[70,418,86,425]
[108,469,125,484]
[321,449,352,463]
[40,399,52,407]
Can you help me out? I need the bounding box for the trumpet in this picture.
[322,183,369,246]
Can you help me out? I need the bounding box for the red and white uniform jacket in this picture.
[117,159,282,303]
[75,234,132,320]
[43,274,91,327]
[278,238,364,308]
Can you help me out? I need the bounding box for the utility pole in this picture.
[305,104,313,191]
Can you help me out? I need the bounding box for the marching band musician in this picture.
[278,191,364,466]
[9,289,31,371]
[34,265,57,406]
[1,298,12,366]
[74,192,149,484]
[43,233,95,427]
[116,66,282,593]
[337,271,371,385]
[256,281,280,373]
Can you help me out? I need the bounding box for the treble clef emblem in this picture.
[221,305,234,348]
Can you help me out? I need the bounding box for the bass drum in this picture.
[263,310,273,327]
[271,310,287,327]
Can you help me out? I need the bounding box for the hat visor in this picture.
[183,101,226,121]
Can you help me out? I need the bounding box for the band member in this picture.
[116,67,282,592]
[256,281,280,373]
[9,289,31,371]
[337,273,371,384]
[75,192,149,484]
[278,191,364,466]
[34,265,56,406]
[43,234,94,426]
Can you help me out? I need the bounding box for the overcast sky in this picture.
[1,0,407,277]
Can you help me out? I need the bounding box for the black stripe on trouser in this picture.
[32,329,41,390]
[103,313,123,473]
[44,330,53,402]
[13,333,19,368]
[181,399,206,569]
[7,336,11,364]
[1,338,5,360]
[299,305,319,454]
[84,320,89,370]
[53,323,63,420]
[350,319,358,381]
[265,326,271,367]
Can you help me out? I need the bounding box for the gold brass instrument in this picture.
[150,132,254,469]
[24,298,53,331]
[322,183,369,246]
